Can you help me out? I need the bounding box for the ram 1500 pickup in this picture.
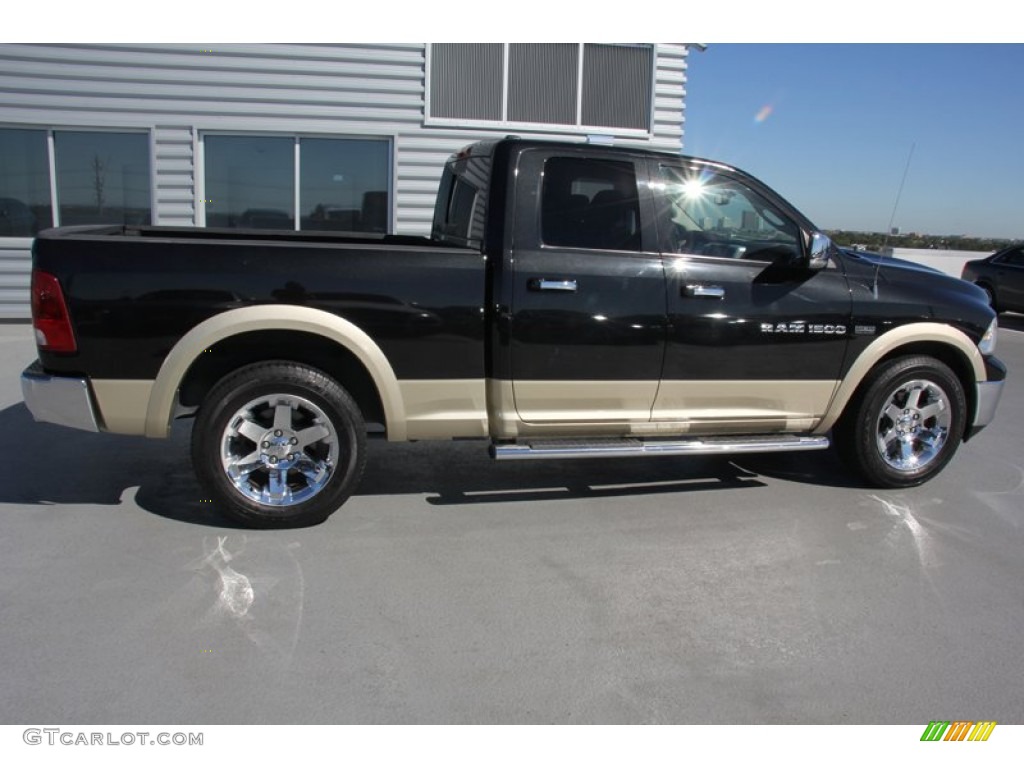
[21,138,1007,527]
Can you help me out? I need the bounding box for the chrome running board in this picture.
[490,434,829,461]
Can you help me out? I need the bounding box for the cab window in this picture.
[540,157,641,252]
[656,164,800,262]
[432,154,491,248]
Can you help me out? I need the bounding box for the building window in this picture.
[202,135,390,232]
[0,127,151,235]
[54,131,152,227]
[300,138,389,233]
[0,128,50,236]
[204,136,294,230]
[428,43,654,133]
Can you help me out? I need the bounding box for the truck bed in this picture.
[32,225,487,382]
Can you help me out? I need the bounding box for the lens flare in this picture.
[681,178,706,198]
[754,104,773,123]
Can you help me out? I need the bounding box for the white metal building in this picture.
[0,43,693,318]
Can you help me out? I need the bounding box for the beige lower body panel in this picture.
[513,380,660,422]
[89,375,835,443]
[652,379,838,434]
[487,378,837,440]
[398,379,489,440]
[95,377,491,441]
[91,379,154,435]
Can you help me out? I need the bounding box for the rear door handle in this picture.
[529,278,578,292]
[684,284,725,299]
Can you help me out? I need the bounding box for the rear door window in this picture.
[540,157,641,252]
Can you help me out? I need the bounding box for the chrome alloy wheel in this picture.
[220,393,338,506]
[874,378,952,472]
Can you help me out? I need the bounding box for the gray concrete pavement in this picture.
[1,319,1022,724]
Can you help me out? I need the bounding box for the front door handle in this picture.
[684,284,725,299]
[529,278,578,293]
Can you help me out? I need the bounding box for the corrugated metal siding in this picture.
[0,43,689,318]
[0,239,32,319]
[652,44,688,147]
[153,125,195,226]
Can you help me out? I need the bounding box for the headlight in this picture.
[978,317,997,356]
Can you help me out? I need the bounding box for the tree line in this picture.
[827,230,1020,253]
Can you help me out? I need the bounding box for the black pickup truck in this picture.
[22,138,1006,527]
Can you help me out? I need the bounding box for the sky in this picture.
[682,44,1024,240]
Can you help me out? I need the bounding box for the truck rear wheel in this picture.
[835,355,966,488]
[191,361,367,528]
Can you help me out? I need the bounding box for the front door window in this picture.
[658,165,800,263]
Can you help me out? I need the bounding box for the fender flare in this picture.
[814,322,985,434]
[143,305,407,439]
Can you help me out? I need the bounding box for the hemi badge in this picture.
[854,325,877,335]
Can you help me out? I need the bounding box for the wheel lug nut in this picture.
[262,441,269,448]
[274,429,283,437]
[269,456,278,464]
[290,437,298,445]
[287,454,294,461]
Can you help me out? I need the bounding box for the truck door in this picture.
[650,160,851,434]
[507,148,666,428]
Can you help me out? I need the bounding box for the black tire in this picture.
[191,361,367,528]
[834,355,966,488]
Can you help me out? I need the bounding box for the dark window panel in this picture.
[204,136,294,230]
[0,128,52,236]
[430,43,503,121]
[582,44,653,130]
[541,156,641,251]
[508,44,578,125]
[54,132,151,227]
[300,138,389,233]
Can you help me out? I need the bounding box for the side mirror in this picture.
[807,231,835,271]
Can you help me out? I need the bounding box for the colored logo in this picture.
[920,721,996,741]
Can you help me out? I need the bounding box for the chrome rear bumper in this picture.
[20,361,100,432]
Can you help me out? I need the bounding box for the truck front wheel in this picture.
[835,355,966,488]
[191,361,367,528]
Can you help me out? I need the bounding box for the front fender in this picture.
[814,322,985,434]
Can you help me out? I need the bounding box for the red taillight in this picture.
[31,269,77,353]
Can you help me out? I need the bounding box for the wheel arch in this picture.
[144,306,406,439]
[816,323,984,436]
